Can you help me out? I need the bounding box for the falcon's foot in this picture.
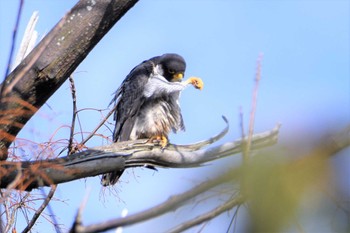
[148,135,168,148]
[185,77,204,90]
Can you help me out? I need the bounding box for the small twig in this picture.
[239,106,247,159]
[4,192,30,233]
[244,53,263,162]
[79,104,117,145]
[41,187,61,233]
[4,0,24,74]
[70,188,91,233]
[1,0,24,98]
[0,190,11,233]
[68,76,77,154]
[226,202,242,233]
[171,116,229,151]
[22,185,58,233]
[237,55,263,227]
[239,107,246,139]
[167,196,244,233]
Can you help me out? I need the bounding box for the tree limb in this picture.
[0,0,138,160]
[69,124,350,233]
[167,196,244,233]
[70,165,242,233]
[0,123,280,190]
[22,185,57,233]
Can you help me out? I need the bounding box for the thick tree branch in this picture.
[0,124,280,190]
[0,0,138,159]
[0,123,279,190]
[1,123,348,192]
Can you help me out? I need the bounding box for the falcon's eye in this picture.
[168,69,175,74]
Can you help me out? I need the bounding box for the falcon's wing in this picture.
[111,60,154,142]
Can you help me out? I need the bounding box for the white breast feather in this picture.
[143,65,189,98]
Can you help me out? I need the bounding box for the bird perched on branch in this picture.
[101,53,203,186]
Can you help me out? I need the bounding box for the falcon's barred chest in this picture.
[129,93,184,140]
[101,53,203,186]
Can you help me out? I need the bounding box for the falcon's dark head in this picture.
[158,53,186,82]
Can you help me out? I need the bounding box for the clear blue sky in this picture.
[0,0,349,232]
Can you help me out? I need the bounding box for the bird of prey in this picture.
[101,53,203,186]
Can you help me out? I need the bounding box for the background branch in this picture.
[71,167,242,233]
[22,185,57,233]
[167,196,244,233]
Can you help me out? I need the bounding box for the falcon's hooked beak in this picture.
[172,72,184,82]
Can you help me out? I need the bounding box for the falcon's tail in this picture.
[101,170,125,186]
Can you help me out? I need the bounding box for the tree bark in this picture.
[0,125,281,191]
[0,0,138,160]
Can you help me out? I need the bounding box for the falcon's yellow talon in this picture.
[149,135,168,148]
[160,135,168,148]
[187,76,204,90]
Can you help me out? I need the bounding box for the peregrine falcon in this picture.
[101,53,203,186]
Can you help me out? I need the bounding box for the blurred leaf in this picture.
[244,149,331,232]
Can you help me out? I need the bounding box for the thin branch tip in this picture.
[221,115,229,124]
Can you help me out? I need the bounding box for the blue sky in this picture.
[0,0,349,232]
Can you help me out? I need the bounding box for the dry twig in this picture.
[68,76,78,154]
[167,196,244,233]
[22,185,57,233]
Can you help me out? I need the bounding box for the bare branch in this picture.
[79,104,117,146]
[120,124,280,169]
[0,124,280,190]
[244,53,263,162]
[167,196,244,233]
[22,185,57,233]
[2,0,24,79]
[71,188,91,233]
[71,167,241,233]
[68,76,77,155]
[240,54,264,200]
